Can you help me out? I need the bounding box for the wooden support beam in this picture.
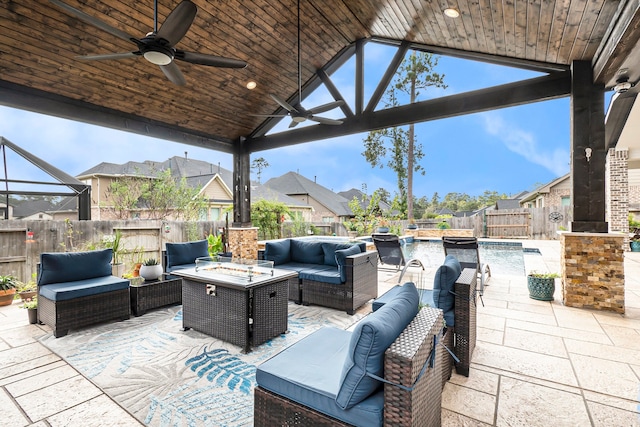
[232,138,252,227]
[570,61,608,233]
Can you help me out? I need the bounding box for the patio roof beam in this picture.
[0,82,236,155]
[248,71,571,152]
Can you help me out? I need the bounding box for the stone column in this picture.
[227,227,258,260]
[561,232,625,313]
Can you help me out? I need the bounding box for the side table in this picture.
[130,276,182,316]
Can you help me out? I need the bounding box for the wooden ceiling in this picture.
[1,0,639,155]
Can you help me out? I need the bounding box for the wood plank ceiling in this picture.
[0,0,638,154]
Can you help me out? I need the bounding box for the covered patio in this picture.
[1,240,639,425]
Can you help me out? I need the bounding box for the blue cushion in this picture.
[256,327,384,426]
[335,282,419,410]
[335,245,362,283]
[299,267,342,285]
[38,249,113,286]
[321,243,355,266]
[38,276,130,301]
[166,240,209,269]
[264,239,291,265]
[166,263,196,273]
[433,255,461,327]
[290,240,324,264]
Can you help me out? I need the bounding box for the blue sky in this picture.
[0,41,614,199]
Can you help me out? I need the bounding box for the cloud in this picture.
[481,113,568,176]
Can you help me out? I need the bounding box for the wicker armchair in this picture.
[254,307,445,427]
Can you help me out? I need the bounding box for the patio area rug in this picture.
[39,303,367,426]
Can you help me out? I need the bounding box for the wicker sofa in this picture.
[254,282,445,427]
[37,249,130,338]
[262,238,378,314]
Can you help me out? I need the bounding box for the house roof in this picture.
[495,199,523,210]
[519,173,571,204]
[264,172,352,216]
[79,156,307,207]
[337,188,392,213]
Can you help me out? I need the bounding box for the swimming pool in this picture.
[402,240,528,276]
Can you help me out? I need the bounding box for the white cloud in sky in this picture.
[481,112,568,176]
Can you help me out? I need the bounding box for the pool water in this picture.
[402,240,527,276]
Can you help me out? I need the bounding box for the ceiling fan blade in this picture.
[250,114,289,118]
[76,52,139,61]
[177,51,247,68]
[270,94,298,113]
[160,62,186,86]
[306,100,345,115]
[49,0,135,43]
[309,116,343,125]
[156,0,197,46]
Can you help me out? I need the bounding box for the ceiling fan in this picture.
[50,0,247,86]
[252,0,344,128]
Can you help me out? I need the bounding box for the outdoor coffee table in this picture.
[130,275,182,316]
[172,257,296,353]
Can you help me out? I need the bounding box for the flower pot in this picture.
[407,224,418,230]
[0,289,16,306]
[347,231,358,239]
[376,227,390,233]
[112,263,125,278]
[527,276,556,301]
[132,263,142,277]
[140,264,163,281]
[19,290,37,302]
[27,308,38,324]
[630,241,640,252]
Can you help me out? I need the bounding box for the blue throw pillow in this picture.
[264,239,291,265]
[166,240,209,268]
[321,242,356,266]
[38,249,113,286]
[433,255,461,326]
[336,282,419,409]
[290,239,324,264]
[335,245,361,282]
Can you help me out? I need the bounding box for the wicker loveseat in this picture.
[262,238,378,314]
[37,249,130,338]
[254,282,444,426]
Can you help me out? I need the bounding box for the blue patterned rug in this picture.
[40,303,367,426]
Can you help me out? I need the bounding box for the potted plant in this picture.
[207,233,225,258]
[630,234,640,252]
[527,271,560,301]
[375,217,390,233]
[20,296,38,324]
[0,274,20,306]
[104,230,125,277]
[139,258,163,281]
[343,220,358,239]
[407,219,418,230]
[17,274,37,302]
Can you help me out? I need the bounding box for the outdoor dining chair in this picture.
[372,233,406,270]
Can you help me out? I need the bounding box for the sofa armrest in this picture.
[453,267,477,376]
[344,250,378,304]
[384,306,444,426]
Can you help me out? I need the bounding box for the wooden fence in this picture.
[0,219,225,283]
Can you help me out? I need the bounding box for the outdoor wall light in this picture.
[444,8,460,18]
[246,80,257,90]
[614,79,633,93]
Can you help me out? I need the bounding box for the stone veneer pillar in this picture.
[227,227,258,260]
[561,232,625,313]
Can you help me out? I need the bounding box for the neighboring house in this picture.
[264,172,353,224]
[77,156,311,221]
[337,188,393,214]
[11,197,77,221]
[519,174,571,208]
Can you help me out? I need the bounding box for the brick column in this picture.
[561,232,625,313]
[606,148,629,244]
[227,227,258,260]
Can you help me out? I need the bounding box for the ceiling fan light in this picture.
[246,81,257,90]
[444,8,460,18]
[144,51,173,65]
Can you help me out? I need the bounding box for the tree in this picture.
[363,51,447,221]
[251,157,270,183]
[251,199,290,240]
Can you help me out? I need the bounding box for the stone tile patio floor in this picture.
[1,239,640,426]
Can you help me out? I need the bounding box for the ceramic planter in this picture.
[27,308,38,324]
[527,276,556,301]
[140,264,163,281]
[630,240,640,252]
[0,289,16,306]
